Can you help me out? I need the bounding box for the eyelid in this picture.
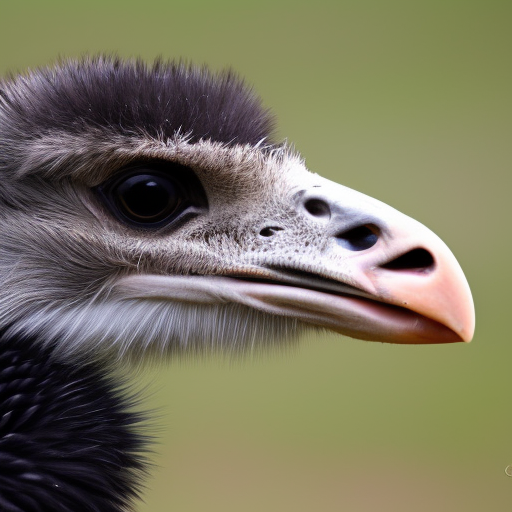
[95,161,209,229]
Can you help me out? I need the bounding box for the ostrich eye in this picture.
[115,174,180,223]
[98,162,208,228]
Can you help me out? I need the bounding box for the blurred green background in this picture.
[1,1,510,510]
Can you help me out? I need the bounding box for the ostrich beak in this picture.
[234,175,475,344]
[215,175,475,345]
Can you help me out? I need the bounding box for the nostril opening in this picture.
[381,248,435,272]
[260,226,284,237]
[336,225,379,251]
[304,199,331,219]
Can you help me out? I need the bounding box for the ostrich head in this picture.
[0,56,475,512]
[0,56,474,361]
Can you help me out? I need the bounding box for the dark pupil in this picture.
[117,175,178,221]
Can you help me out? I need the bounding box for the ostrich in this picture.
[0,57,474,512]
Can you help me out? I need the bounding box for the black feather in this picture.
[0,56,275,147]
[0,332,148,512]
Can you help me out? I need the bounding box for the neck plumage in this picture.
[0,331,147,512]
